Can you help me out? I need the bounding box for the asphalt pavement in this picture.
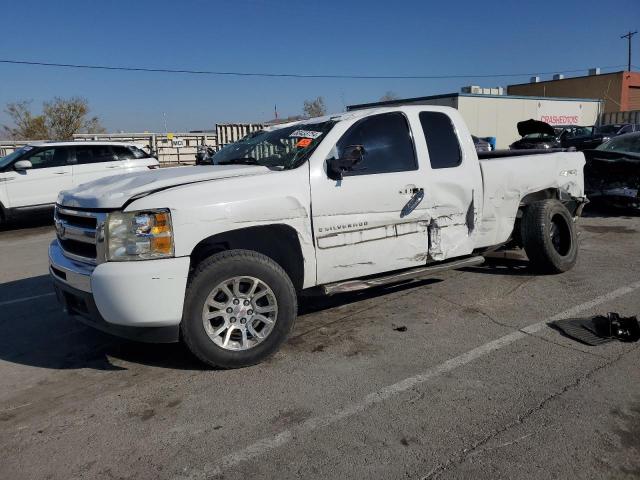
[0,207,639,480]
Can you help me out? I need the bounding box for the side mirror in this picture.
[14,160,33,171]
[326,145,365,181]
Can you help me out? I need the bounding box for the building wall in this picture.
[507,72,640,113]
[458,96,600,148]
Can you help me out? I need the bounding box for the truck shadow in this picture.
[0,275,442,372]
[0,212,54,232]
[460,256,536,277]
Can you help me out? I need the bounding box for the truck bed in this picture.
[478,148,572,159]
[474,150,586,249]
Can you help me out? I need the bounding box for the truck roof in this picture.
[265,105,459,131]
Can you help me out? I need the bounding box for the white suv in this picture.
[0,142,159,224]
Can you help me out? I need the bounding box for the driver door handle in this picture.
[399,186,423,195]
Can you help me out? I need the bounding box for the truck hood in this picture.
[58,165,271,209]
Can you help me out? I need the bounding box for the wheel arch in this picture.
[519,187,583,216]
[189,224,306,292]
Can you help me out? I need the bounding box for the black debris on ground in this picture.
[550,312,640,346]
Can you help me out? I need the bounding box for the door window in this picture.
[419,112,462,169]
[112,146,137,160]
[23,147,69,169]
[336,112,417,176]
[74,145,116,164]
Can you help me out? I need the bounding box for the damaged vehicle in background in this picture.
[49,106,587,368]
[509,119,595,151]
[584,132,640,210]
[562,123,640,151]
[509,119,566,150]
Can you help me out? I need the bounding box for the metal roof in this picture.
[347,92,601,111]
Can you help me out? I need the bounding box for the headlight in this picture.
[106,209,174,261]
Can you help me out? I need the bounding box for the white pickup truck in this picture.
[50,106,586,368]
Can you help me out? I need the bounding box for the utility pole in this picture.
[621,30,637,71]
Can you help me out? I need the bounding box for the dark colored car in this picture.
[561,123,640,151]
[584,132,640,210]
[509,119,564,150]
[596,123,640,137]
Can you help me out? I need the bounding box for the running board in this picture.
[322,256,485,295]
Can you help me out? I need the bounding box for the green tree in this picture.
[303,96,327,118]
[2,101,49,140]
[43,97,106,140]
[3,97,106,140]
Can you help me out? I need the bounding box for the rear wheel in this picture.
[181,250,297,368]
[521,199,578,273]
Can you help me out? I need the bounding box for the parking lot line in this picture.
[184,279,640,479]
[0,292,55,307]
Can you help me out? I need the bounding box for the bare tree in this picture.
[379,91,399,102]
[2,101,49,140]
[2,97,105,140]
[303,97,327,118]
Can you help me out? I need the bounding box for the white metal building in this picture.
[348,92,602,149]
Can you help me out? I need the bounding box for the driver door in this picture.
[4,146,72,208]
[310,112,430,285]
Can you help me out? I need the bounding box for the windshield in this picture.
[0,146,31,169]
[596,133,640,154]
[596,125,622,135]
[562,126,593,138]
[211,121,335,169]
[523,133,556,140]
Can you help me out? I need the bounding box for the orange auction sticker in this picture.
[296,138,313,148]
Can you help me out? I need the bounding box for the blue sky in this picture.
[0,0,638,132]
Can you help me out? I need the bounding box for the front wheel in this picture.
[181,250,297,368]
[521,199,578,273]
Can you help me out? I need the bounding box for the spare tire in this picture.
[521,199,578,273]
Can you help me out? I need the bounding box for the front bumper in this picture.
[49,240,190,342]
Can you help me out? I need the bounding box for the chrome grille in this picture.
[54,206,107,265]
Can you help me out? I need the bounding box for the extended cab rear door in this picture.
[412,110,483,260]
[310,111,430,284]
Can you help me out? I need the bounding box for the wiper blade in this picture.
[216,157,260,165]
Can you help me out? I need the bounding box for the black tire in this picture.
[521,199,578,273]
[181,249,297,369]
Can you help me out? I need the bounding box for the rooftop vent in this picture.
[553,74,565,80]
[530,76,540,83]
[589,67,601,76]
[461,86,505,95]
[461,85,481,94]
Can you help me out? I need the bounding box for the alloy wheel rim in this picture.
[201,276,278,351]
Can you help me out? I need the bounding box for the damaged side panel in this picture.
[475,151,586,248]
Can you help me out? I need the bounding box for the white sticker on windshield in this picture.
[23,146,34,151]
[289,129,323,139]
